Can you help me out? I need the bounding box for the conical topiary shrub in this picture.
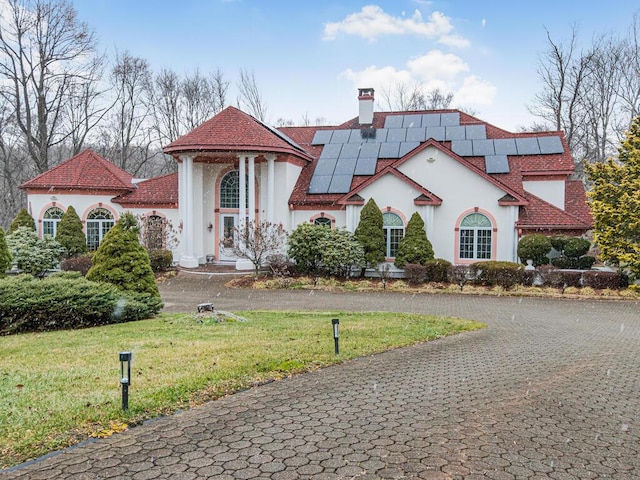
[55,206,87,258]
[354,198,385,268]
[0,227,11,274]
[393,212,434,268]
[8,208,35,234]
[86,212,160,300]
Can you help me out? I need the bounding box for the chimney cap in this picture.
[358,87,375,98]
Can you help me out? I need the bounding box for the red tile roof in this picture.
[164,106,313,162]
[113,173,178,208]
[21,149,133,193]
[517,190,592,230]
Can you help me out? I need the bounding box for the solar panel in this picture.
[384,115,404,128]
[493,138,518,155]
[485,155,510,174]
[538,136,564,154]
[313,158,338,175]
[422,113,441,127]
[451,140,473,156]
[328,174,353,193]
[440,112,460,126]
[399,142,420,157]
[402,114,422,128]
[347,129,364,143]
[372,128,388,143]
[379,142,401,158]
[445,126,466,140]
[472,139,495,156]
[406,127,426,143]
[515,137,540,155]
[334,157,357,175]
[329,130,351,143]
[358,143,380,158]
[354,156,377,175]
[464,125,487,140]
[311,130,333,145]
[308,174,332,194]
[387,128,407,143]
[339,143,361,159]
[319,143,342,159]
[426,126,446,141]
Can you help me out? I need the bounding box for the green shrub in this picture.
[354,198,385,267]
[318,228,364,278]
[55,206,87,258]
[393,212,434,268]
[403,263,427,285]
[517,234,552,266]
[423,258,451,282]
[147,248,173,272]
[563,237,591,258]
[550,235,569,253]
[562,270,583,288]
[0,227,11,275]
[471,261,524,289]
[0,274,159,334]
[6,227,64,277]
[87,213,160,299]
[288,223,329,274]
[60,254,93,276]
[8,208,35,234]
[581,270,622,290]
[550,255,596,270]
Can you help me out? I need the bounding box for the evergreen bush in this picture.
[8,208,35,234]
[423,258,451,282]
[0,227,11,275]
[393,212,434,268]
[0,274,158,334]
[147,248,173,272]
[354,198,385,267]
[563,237,591,258]
[288,223,329,274]
[550,235,570,253]
[471,261,524,289]
[86,212,160,305]
[517,234,552,266]
[6,227,64,277]
[55,206,87,258]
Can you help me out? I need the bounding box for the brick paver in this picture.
[2,273,639,479]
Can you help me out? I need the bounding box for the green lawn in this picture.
[0,310,483,468]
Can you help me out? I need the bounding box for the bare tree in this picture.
[0,98,29,228]
[221,219,287,276]
[0,0,103,173]
[380,81,454,111]
[237,68,267,122]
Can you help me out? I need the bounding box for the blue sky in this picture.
[72,0,639,130]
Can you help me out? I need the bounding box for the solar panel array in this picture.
[308,113,565,194]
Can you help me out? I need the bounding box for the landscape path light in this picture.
[332,318,339,355]
[119,351,132,411]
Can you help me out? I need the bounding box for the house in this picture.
[22,88,592,268]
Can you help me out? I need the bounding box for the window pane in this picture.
[382,212,403,227]
[389,228,404,257]
[220,171,249,209]
[477,229,492,259]
[314,217,332,227]
[87,221,100,250]
[43,220,55,237]
[459,229,475,259]
[461,213,491,228]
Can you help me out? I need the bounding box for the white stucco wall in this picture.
[522,180,565,209]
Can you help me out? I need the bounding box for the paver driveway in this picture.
[2,273,639,479]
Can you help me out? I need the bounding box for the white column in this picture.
[179,155,198,268]
[423,206,435,241]
[266,155,276,222]
[238,155,247,224]
[248,155,256,223]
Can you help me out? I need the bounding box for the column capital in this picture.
[179,154,194,162]
[265,154,277,162]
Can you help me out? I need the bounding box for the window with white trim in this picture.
[42,207,64,237]
[459,213,492,260]
[86,208,115,251]
[382,212,404,257]
[220,170,249,209]
[313,217,332,227]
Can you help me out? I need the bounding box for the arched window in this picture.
[144,215,164,250]
[459,213,492,260]
[42,206,64,237]
[314,217,332,228]
[86,208,115,250]
[383,212,404,258]
[220,171,249,209]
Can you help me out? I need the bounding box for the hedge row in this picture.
[0,273,162,335]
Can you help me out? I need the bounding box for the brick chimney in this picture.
[358,88,374,125]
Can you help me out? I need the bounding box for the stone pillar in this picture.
[179,155,198,268]
[266,154,276,222]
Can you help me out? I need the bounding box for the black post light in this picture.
[332,318,340,355]
[119,351,132,410]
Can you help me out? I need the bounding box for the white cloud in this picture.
[454,76,496,105]
[406,50,469,80]
[323,5,468,46]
